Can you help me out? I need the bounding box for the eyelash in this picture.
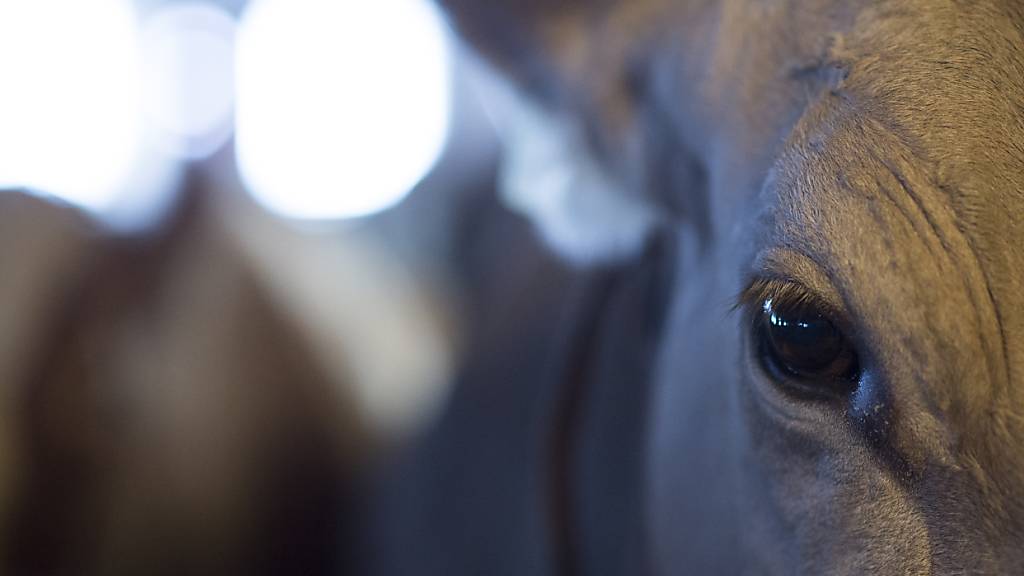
[735,278,817,318]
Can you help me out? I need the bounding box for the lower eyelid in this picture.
[741,323,838,425]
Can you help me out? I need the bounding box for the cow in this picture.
[362,0,1024,574]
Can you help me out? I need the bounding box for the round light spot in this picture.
[235,0,452,220]
[0,0,144,213]
[140,2,238,160]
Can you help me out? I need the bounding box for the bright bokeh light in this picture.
[0,0,143,213]
[236,0,452,220]
[141,2,237,159]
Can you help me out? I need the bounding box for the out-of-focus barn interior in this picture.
[17,0,1024,573]
[0,1,558,574]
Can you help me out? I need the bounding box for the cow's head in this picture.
[442,0,1024,572]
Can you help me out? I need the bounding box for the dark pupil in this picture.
[760,298,857,383]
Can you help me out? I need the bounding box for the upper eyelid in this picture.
[734,277,842,321]
[739,247,852,320]
[735,278,810,311]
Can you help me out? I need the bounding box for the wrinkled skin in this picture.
[368,1,1024,574]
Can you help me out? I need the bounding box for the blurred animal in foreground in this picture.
[0,176,454,576]
[364,0,1024,574]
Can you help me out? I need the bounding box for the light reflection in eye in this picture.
[765,298,813,330]
[766,299,791,329]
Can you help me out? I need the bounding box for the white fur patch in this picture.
[469,60,657,265]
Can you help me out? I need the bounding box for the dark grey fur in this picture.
[366,1,1024,573]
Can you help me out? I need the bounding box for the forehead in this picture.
[756,0,1024,374]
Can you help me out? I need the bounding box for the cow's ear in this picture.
[441,1,671,264]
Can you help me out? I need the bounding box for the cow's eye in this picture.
[756,296,860,396]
